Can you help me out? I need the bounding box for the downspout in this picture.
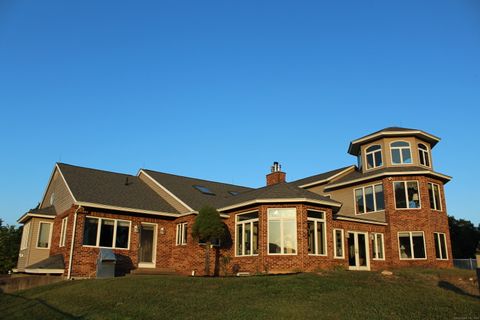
[67,205,82,279]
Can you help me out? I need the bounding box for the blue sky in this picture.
[1,0,479,225]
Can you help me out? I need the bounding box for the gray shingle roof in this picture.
[289,166,353,187]
[28,206,56,216]
[141,169,253,211]
[27,254,64,270]
[217,182,341,210]
[58,163,179,214]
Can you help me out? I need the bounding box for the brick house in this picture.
[14,127,453,277]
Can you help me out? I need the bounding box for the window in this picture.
[428,183,442,211]
[372,233,384,260]
[193,185,215,195]
[418,144,430,167]
[394,181,420,209]
[268,208,297,255]
[354,184,385,214]
[20,222,31,250]
[391,141,412,165]
[228,191,240,196]
[365,145,383,169]
[398,232,426,259]
[434,232,448,260]
[333,229,344,259]
[176,223,188,246]
[37,222,52,249]
[82,217,131,249]
[60,217,68,247]
[236,211,259,256]
[307,210,326,255]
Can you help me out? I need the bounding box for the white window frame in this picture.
[434,232,448,260]
[235,210,259,257]
[176,222,188,246]
[82,216,131,250]
[354,183,385,215]
[59,217,68,247]
[364,144,383,170]
[20,222,31,250]
[390,141,413,165]
[36,221,53,249]
[418,143,430,167]
[393,180,421,210]
[397,231,427,260]
[307,210,327,256]
[333,228,345,259]
[267,208,297,255]
[372,233,385,260]
[428,182,442,211]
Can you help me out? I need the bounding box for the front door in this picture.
[347,231,370,271]
[138,223,156,268]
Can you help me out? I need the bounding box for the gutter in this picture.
[67,206,82,279]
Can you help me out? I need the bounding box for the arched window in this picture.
[391,141,412,165]
[365,145,383,169]
[418,143,430,167]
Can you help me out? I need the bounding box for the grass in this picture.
[0,268,479,319]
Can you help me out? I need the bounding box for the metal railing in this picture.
[452,259,477,270]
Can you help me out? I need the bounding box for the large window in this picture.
[268,208,297,255]
[20,222,31,250]
[355,184,385,214]
[418,143,430,167]
[428,183,442,211]
[307,210,326,256]
[398,231,426,259]
[60,217,68,247]
[372,233,384,260]
[333,229,344,259]
[365,145,383,169]
[37,222,52,249]
[176,223,188,246]
[394,181,420,209]
[391,141,412,165]
[236,211,259,256]
[83,217,130,249]
[434,232,448,260]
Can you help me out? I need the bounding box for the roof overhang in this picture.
[17,213,55,224]
[334,215,388,226]
[218,198,342,212]
[298,166,356,188]
[75,201,180,218]
[324,170,452,190]
[24,268,64,274]
[348,129,441,155]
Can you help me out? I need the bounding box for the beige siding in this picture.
[139,172,190,213]
[16,218,54,270]
[41,169,75,214]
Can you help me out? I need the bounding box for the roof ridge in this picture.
[58,162,137,177]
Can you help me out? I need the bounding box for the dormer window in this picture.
[365,145,383,169]
[418,143,430,167]
[391,141,412,165]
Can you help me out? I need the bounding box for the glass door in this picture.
[139,224,156,268]
[348,232,370,271]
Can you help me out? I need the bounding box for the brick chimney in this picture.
[266,162,286,186]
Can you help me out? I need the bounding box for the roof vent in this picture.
[271,161,281,173]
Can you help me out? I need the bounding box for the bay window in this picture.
[268,208,297,255]
[236,211,258,256]
[394,181,420,209]
[37,222,52,249]
[391,141,412,165]
[365,145,383,169]
[418,143,430,167]
[355,183,384,214]
[307,210,326,256]
[398,231,426,259]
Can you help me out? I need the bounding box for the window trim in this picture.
[82,216,131,250]
[175,222,188,246]
[267,207,298,256]
[36,221,53,249]
[364,144,383,170]
[353,183,385,215]
[333,228,345,259]
[372,233,385,260]
[418,143,431,167]
[235,210,259,257]
[393,180,421,210]
[434,232,448,260]
[307,210,327,256]
[390,140,413,165]
[428,182,442,211]
[397,231,427,260]
[59,217,68,247]
[20,222,31,250]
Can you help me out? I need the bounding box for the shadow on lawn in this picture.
[0,291,83,319]
[438,281,479,300]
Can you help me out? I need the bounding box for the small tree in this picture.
[0,219,22,274]
[191,206,226,276]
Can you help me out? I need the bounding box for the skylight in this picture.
[193,185,215,195]
[228,191,239,196]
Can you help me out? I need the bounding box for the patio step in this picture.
[129,268,178,276]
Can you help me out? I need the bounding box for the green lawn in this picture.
[0,268,478,320]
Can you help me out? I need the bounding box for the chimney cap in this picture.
[271,161,282,173]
